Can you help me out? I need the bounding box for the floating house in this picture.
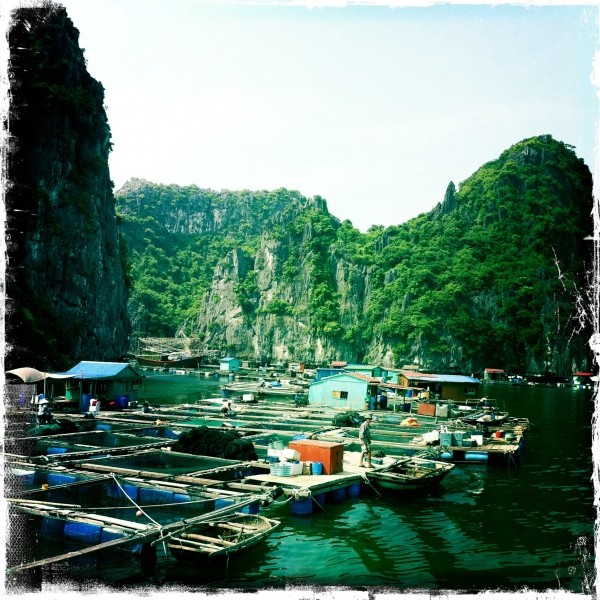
[396,371,481,402]
[316,362,391,383]
[572,372,593,389]
[483,368,506,382]
[62,361,144,411]
[220,357,241,372]
[343,364,388,379]
[307,372,380,410]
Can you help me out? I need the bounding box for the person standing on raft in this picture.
[359,415,374,468]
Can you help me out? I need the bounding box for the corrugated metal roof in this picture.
[313,372,378,385]
[64,361,143,379]
[401,370,480,384]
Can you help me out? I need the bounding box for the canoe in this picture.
[167,512,281,562]
[365,457,454,492]
[458,410,510,426]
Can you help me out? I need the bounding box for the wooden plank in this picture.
[169,540,220,552]
[217,523,261,532]
[184,533,235,546]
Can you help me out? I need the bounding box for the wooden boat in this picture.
[458,410,510,426]
[365,456,454,492]
[167,512,281,562]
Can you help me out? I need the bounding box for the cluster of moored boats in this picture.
[5,389,529,584]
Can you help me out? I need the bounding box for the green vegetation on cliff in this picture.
[116,135,593,375]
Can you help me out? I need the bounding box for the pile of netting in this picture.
[332,411,364,427]
[171,426,258,461]
[28,418,86,437]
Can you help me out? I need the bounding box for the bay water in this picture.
[41,374,597,594]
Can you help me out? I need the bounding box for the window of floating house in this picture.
[464,387,477,396]
[332,390,349,399]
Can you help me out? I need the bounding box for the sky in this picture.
[4,0,600,231]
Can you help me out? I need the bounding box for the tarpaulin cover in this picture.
[6,367,74,382]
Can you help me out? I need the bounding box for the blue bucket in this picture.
[312,462,323,475]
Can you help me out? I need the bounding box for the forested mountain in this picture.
[117,135,593,376]
[5,5,130,370]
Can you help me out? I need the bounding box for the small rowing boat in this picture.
[167,512,281,562]
[365,456,454,493]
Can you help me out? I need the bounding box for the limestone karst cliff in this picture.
[5,4,130,370]
[117,135,594,376]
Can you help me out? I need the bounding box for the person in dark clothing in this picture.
[358,415,373,468]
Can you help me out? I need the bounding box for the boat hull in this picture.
[168,513,281,562]
[366,458,454,493]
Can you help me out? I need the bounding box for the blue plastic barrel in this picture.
[41,517,65,538]
[330,487,347,503]
[244,501,260,515]
[313,493,327,508]
[80,393,91,413]
[465,451,488,462]
[406,389,413,398]
[369,397,377,410]
[379,395,388,410]
[64,521,102,544]
[312,462,323,475]
[215,498,234,510]
[290,497,313,515]
[347,483,361,497]
[47,474,77,487]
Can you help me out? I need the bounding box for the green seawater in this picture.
[26,376,597,593]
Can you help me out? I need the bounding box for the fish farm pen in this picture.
[5,382,537,589]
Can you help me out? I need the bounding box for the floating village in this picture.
[4,348,594,585]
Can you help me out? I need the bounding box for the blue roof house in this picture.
[63,361,144,411]
[398,370,480,402]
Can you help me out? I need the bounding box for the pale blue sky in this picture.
[9,1,600,230]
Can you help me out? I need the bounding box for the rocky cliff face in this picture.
[5,5,130,370]
[117,138,593,376]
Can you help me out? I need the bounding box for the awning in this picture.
[6,367,75,382]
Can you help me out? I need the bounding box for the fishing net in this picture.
[171,426,258,461]
[332,411,363,427]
